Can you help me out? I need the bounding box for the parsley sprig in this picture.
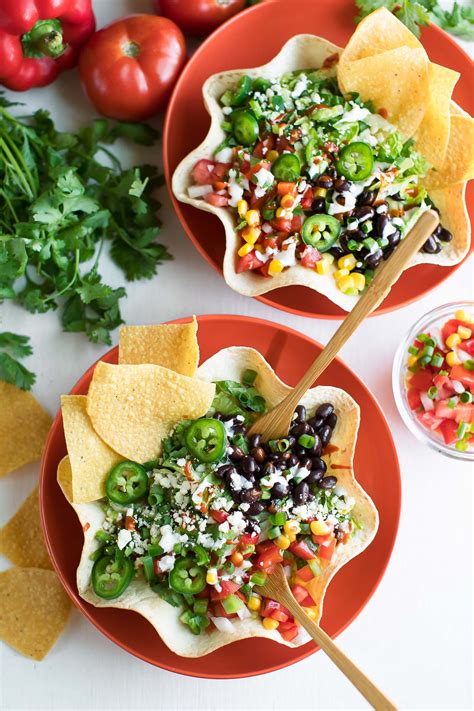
[0,332,35,390]
[0,96,172,347]
[355,0,474,40]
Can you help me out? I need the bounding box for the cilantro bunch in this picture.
[355,0,474,39]
[0,332,35,390]
[0,95,172,353]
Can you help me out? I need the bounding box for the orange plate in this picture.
[40,315,400,677]
[163,0,474,320]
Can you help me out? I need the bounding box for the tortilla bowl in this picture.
[172,14,472,312]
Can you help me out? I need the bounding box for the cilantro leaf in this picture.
[354,0,473,38]
[0,332,35,390]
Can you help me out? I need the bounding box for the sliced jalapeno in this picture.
[232,110,259,146]
[231,75,252,106]
[169,556,206,595]
[301,214,341,252]
[336,141,374,181]
[92,552,134,599]
[185,418,226,463]
[272,153,301,182]
[105,461,148,505]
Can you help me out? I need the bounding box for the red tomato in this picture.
[212,601,237,619]
[253,136,275,158]
[192,159,216,185]
[210,509,228,523]
[261,599,290,622]
[239,531,259,546]
[439,419,459,445]
[409,369,434,391]
[435,398,474,423]
[290,584,308,604]
[156,0,246,37]
[236,251,261,273]
[289,540,315,561]
[295,565,314,582]
[300,186,314,209]
[255,544,284,570]
[407,387,422,411]
[79,15,186,120]
[459,339,474,356]
[204,192,229,206]
[416,411,443,430]
[300,245,321,269]
[277,182,297,196]
[210,581,240,601]
[270,217,293,234]
[280,625,299,642]
[441,319,472,345]
[318,538,336,562]
[432,375,455,399]
[449,364,474,390]
[291,215,303,232]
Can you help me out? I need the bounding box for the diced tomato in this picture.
[449,364,474,390]
[212,162,230,180]
[432,375,455,399]
[192,159,216,185]
[416,411,443,430]
[278,619,297,631]
[204,192,228,207]
[277,182,297,196]
[318,538,336,562]
[124,516,136,531]
[210,509,228,523]
[196,586,211,599]
[409,369,434,391]
[435,399,474,423]
[270,217,293,234]
[275,135,294,153]
[255,544,284,570]
[291,215,303,232]
[289,540,315,561]
[210,581,240,601]
[256,540,276,554]
[439,419,459,445]
[239,531,259,546]
[280,625,299,642]
[312,533,331,545]
[253,136,275,158]
[261,599,290,622]
[236,251,261,273]
[258,260,272,277]
[295,565,314,582]
[291,585,308,604]
[301,594,316,607]
[212,601,237,619]
[263,237,278,251]
[407,387,422,411]
[300,245,321,269]
[459,338,474,356]
[300,186,314,209]
[249,192,269,209]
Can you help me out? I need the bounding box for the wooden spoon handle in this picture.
[281,209,439,410]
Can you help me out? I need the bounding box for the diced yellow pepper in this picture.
[310,520,331,536]
[334,268,349,281]
[238,242,253,257]
[247,594,261,612]
[262,617,279,630]
[275,534,291,550]
[281,194,295,209]
[245,209,260,227]
[455,309,474,323]
[268,259,284,275]
[407,355,418,368]
[457,326,472,340]
[267,150,279,163]
[446,350,461,367]
[337,254,357,271]
[337,274,355,293]
[446,333,461,349]
[351,272,366,291]
[206,569,218,585]
[316,258,330,275]
[242,226,261,244]
[237,199,248,218]
[313,186,327,198]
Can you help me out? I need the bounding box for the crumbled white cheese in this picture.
[215,146,233,163]
[158,554,176,572]
[117,529,132,550]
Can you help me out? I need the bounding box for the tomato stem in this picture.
[123,41,140,58]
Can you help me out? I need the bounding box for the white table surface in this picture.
[1,2,473,709]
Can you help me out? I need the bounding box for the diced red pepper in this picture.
[212,601,237,619]
[295,565,314,582]
[409,369,434,391]
[432,375,455,399]
[441,319,472,345]
[459,338,474,356]
[270,217,293,234]
[291,215,303,232]
[407,387,422,411]
[239,531,259,546]
[290,584,308,604]
[289,540,315,561]
[255,543,284,570]
[416,411,443,430]
[280,625,299,642]
[439,419,459,445]
[261,599,290,622]
[435,399,474,423]
[210,581,240,601]
[318,537,336,562]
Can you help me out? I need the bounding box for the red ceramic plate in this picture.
[40,315,400,678]
[163,0,474,320]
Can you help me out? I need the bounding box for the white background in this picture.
[0,1,473,710]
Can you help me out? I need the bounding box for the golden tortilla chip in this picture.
[57,455,73,503]
[86,361,216,463]
[0,567,71,660]
[341,7,421,62]
[425,113,474,188]
[338,47,429,138]
[119,317,199,376]
[61,395,123,504]
[0,382,52,477]
[0,487,52,570]
[414,64,459,169]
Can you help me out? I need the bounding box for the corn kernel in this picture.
[310,520,331,536]
[237,199,248,218]
[313,186,327,198]
[245,209,260,227]
[284,520,301,536]
[275,207,291,219]
[334,268,349,281]
[281,194,295,209]
[337,254,357,271]
[337,274,355,293]
[248,594,261,612]
[446,333,461,349]
[455,309,474,323]
[267,150,279,163]
[446,350,461,367]
[238,242,253,257]
[457,326,472,340]
[275,534,291,550]
[242,226,261,244]
[262,617,279,630]
[206,569,218,585]
[231,550,244,566]
[305,608,318,621]
[316,258,330,275]
[351,272,366,291]
[407,355,418,368]
[268,259,284,275]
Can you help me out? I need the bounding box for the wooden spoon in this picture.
[248,209,439,440]
[255,565,397,710]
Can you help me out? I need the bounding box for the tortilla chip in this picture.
[0,567,71,660]
[338,47,429,138]
[425,113,474,188]
[119,317,199,376]
[341,7,421,62]
[57,455,73,503]
[0,487,52,570]
[0,382,52,477]
[414,64,459,169]
[61,395,123,504]
[86,362,216,463]
[69,346,378,658]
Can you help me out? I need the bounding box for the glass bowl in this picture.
[392,301,474,462]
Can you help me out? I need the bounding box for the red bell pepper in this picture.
[0,0,95,91]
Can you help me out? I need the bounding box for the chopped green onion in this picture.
[418,355,431,366]
[268,525,281,540]
[417,333,430,342]
[455,440,468,452]
[95,530,110,543]
[250,571,267,586]
[299,523,310,534]
[276,438,290,452]
[193,599,208,615]
[431,353,444,368]
[223,561,235,575]
[222,594,245,614]
[422,345,434,358]
[298,434,316,448]
[447,398,457,409]
[427,386,438,400]
[460,391,472,404]
[308,559,322,577]
[439,369,449,376]
[408,345,419,356]
[464,359,474,371]
[457,421,468,439]
[271,511,286,526]
[242,369,257,386]
[89,549,103,562]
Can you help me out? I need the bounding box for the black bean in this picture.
[249,433,261,449]
[233,424,247,435]
[262,461,276,477]
[422,235,442,254]
[251,446,266,464]
[245,519,259,534]
[294,404,306,423]
[334,527,345,541]
[247,501,265,516]
[213,412,224,420]
[294,445,307,458]
[365,249,383,269]
[287,454,298,468]
[240,488,261,504]
[374,201,388,214]
[357,189,376,206]
[375,213,389,236]
[271,481,289,499]
[326,413,337,430]
[318,475,337,490]
[312,196,325,213]
[215,464,235,479]
[299,457,313,470]
[293,422,311,436]
[229,446,245,462]
[334,177,350,192]
[293,481,310,505]
[315,403,334,420]
[287,435,296,449]
[387,229,401,248]
[311,457,327,473]
[339,232,351,251]
[306,469,323,484]
[327,167,337,180]
[318,425,332,448]
[310,434,322,455]
[222,414,235,422]
[308,416,323,430]
[354,206,374,221]
[346,229,365,243]
[438,227,452,242]
[241,455,256,475]
[315,174,334,189]
[330,245,346,260]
